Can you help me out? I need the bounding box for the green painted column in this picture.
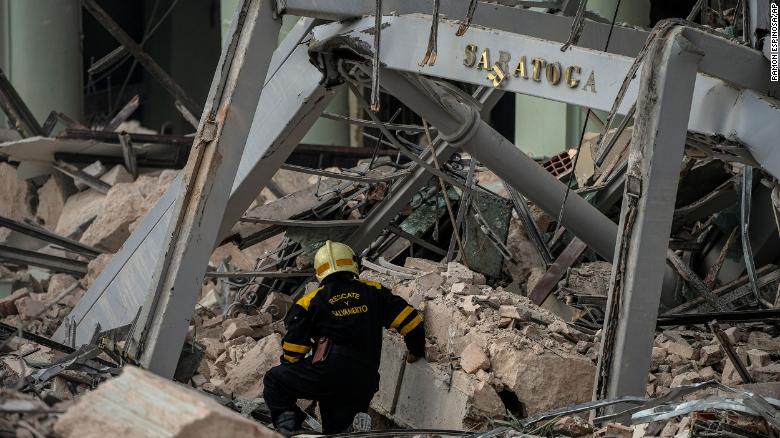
[0,0,82,129]
[220,4,349,147]
[514,0,649,158]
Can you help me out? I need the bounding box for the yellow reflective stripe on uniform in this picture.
[399,314,422,336]
[390,306,414,329]
[296,286,324,311]
[359,279,382,289]
[283,342,310,354]
[283,354,301,363]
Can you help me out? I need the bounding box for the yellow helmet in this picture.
[314,240,359,283]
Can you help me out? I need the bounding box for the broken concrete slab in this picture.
[15,296,44,320]
[47,273,77,296]
[54,366,280,438]
[662,339,696,361]
[747,331,780,351]
[451,282,483,295]
[79,183,146,252]
[210,243,256,271]
[223,319,253,341]
[36,172,77,232]
[373,333,503,430]
[459,342,490,374]
[490,345,596,415]
[0,162,35,242]
[403,257,444,273]
[0,288,29,316]
[747,349,771,368]
[55,189,105,239]
[99,164,133,186]
[443,262,479,286]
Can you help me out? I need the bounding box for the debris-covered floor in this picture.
[0,147,778,437]
[0,0,779,437]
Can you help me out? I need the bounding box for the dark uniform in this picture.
[263,272,425,434]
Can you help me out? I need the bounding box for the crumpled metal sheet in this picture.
[631,396,780,424]
[623,381,780,430]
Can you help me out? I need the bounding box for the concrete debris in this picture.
[553,415,593,437]
[0,287,29,316]
[82,253,112,289]
[260,292,293,321]
[36,172,77,231]
[363,264,599,423]
[211,242,256,271]
[0,163,35,242]
[222,319,254,341]
[55,188,105,239]
[648,328,780,396]
[218,333,282,398]
[459,342,491,374]
[54,366,280,438]
[99,164,133,185]
[79,182,146,252]
[404,257,445,273]
[15,296,44,320]
[2,6,779,438]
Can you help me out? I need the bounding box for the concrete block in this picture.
[403,257,444,273]
[80,183,146,252]
[15,296,44,320]
[54,366,280,438]
[223,320,253,341]
[55,189,105,239]
[747,349,771,368]
[261,292,293,321]
[443,262,475,286]
[372,332,407,415]
[662,339,695,361]
[0,288,30,316]
[450,282,482,295]
[490,343,595,415]
[99,164,133,186]
[36,172,76,231]
[459,342,490,374]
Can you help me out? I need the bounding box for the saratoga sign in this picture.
[464,44,597,92]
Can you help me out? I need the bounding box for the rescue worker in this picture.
[263,240,425,436]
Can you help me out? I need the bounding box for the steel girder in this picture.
[53,18,335,353]
[372,70,619,260]
[346,87,503,254]
[595,28,703,405]
[127,0,283,377]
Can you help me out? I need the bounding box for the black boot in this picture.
[275,411,300,437]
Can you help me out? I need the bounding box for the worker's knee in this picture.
[262,365,283,397]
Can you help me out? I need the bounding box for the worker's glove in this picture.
[406,352,420,363]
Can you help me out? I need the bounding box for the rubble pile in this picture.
[649,327,780,394]
[368,259,599,419]
[0,154,777,437]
